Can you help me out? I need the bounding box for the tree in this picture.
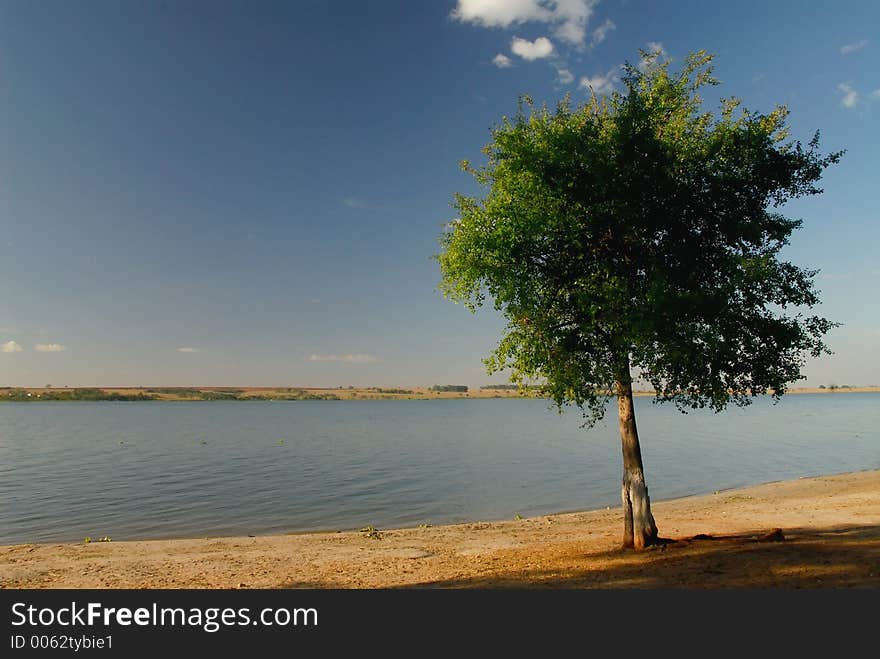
[437,50,841,549]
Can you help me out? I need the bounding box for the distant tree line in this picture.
[0,388,341,402]
[1,388,156,402]
[146,388,207,397]
[197,389,339,401]
[430,385,469,392]
[246,390,340,401]
[198,391,242,400]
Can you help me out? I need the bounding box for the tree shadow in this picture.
[280,524,880,589]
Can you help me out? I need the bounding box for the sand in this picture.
[1,470,877,589]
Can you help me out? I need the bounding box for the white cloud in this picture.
[840,39,868,55]
[1,340,22,353]
[309,353,378,364]
[838,83,859,108]
[556,0,598,46]
[177,347,200,353]
[556,67,574,84]
[580,67,618,95]
[637,41,667,72]
[35,343,66,352]
[511,36,554,60]
[590,18,615,47]
[550,0,598,45]
[452,0,598,46]
[452,0,550,27]
[492,53,513,68]
[870,89,880,100]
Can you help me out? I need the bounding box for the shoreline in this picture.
[3,385,878,403]
[2,469,877,589]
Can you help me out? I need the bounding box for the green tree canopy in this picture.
[437,49,841,548]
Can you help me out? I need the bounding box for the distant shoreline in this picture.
[2,385,878,402]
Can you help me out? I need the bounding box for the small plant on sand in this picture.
[83,537,91,544]
[360,525,384,540]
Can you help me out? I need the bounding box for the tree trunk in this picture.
[616,361,658,549]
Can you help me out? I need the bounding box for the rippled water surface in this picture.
[1,394,877,544]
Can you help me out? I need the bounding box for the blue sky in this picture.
[1,0,878,388]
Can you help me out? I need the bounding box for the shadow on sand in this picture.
[281,524,879,589]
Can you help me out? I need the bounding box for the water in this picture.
[0,394,877,545]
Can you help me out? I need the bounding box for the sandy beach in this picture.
[1,470,877,589]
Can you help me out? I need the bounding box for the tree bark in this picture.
[616,360,658,549]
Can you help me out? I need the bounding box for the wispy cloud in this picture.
[177,347,200,353]
[555,66,574,85]
[35,343,66,352]
[590,18,615,47]
[1,340,23,353]
[840,39,868,55]
[452,0,599,47]
[837,82,859,108]
[342,197,369,209]
[637,42,667,72]
[580,66,619,96]
[818,271,853,281]
[870,89,880,101]
[492,53,513,68]
[511,36,554,60]
[308,353,378,364]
